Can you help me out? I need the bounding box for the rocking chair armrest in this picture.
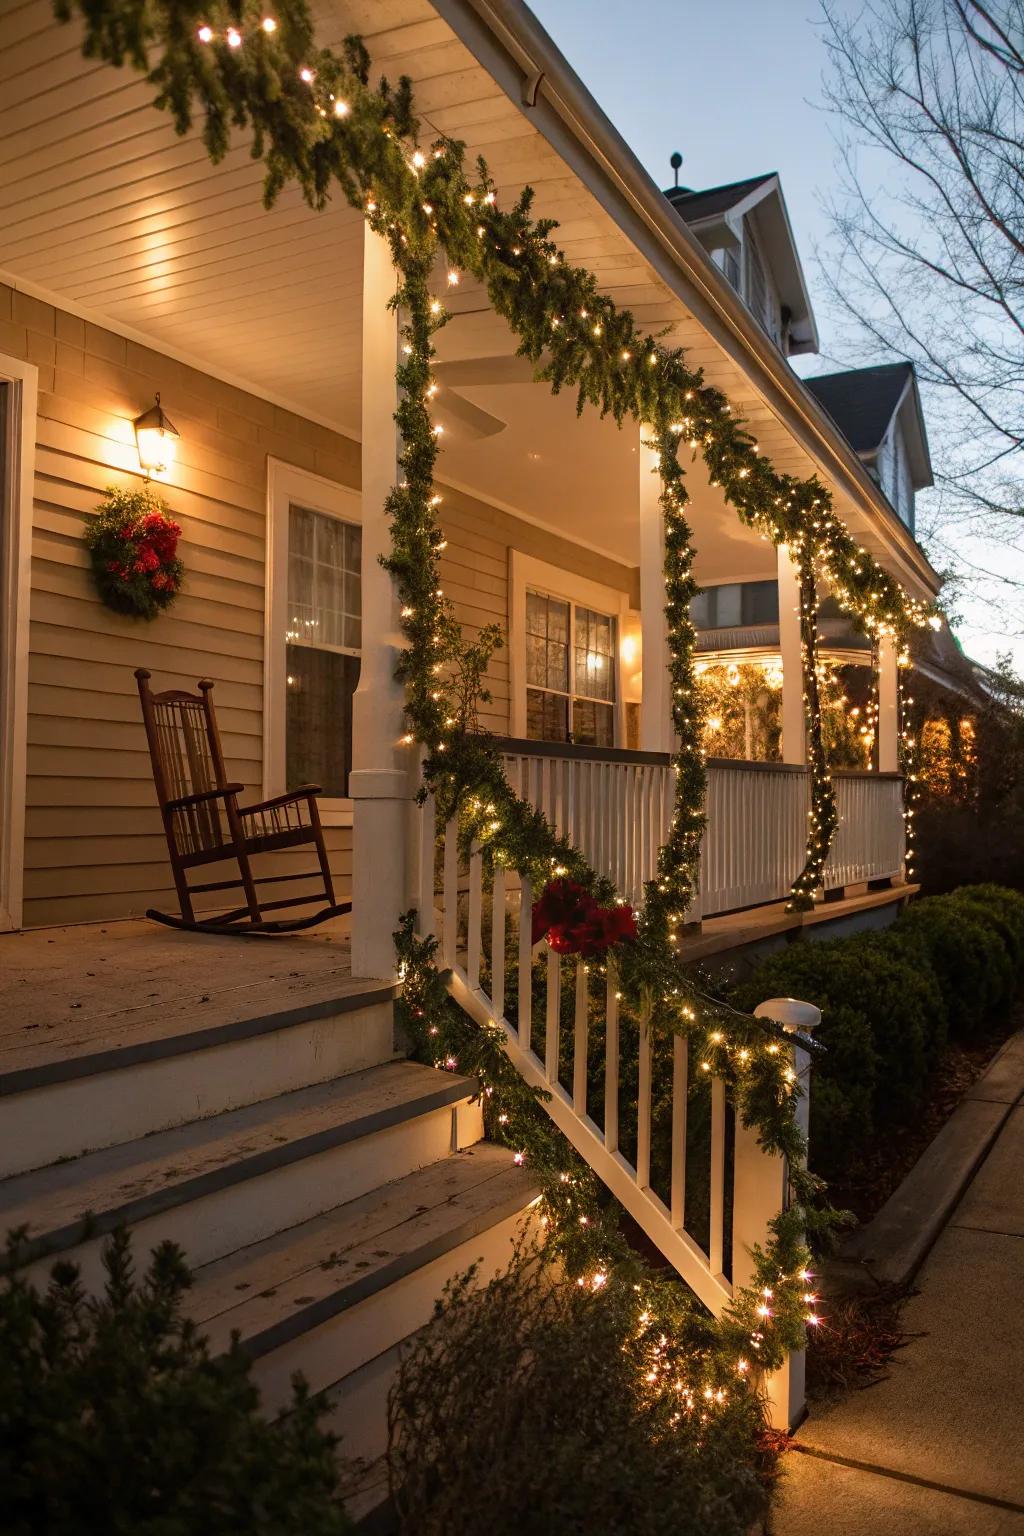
[166,784,245,810]
[241,785,323,815]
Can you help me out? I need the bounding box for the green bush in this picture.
[728,884,1023,1180]
[1,1230,353,1536]
[388,1245,770,1536]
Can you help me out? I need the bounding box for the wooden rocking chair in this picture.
[136,668,351,934]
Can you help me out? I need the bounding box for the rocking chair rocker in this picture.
[136,668,351,934]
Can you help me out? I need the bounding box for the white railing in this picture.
[825,772,906,890]
[414,801,814,1428]
[700,761,808,916]
[498,743,673,910]
[497,742,906,918]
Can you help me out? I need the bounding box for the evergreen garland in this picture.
[54,0,925,1414]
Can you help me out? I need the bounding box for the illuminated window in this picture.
[525,590,615,746]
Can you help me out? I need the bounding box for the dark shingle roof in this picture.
[663,174,776,224]
[803,363,913,455]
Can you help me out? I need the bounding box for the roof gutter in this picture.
[434,0,941,597]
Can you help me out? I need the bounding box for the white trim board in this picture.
[509,549,631,743]
[264,458,361,829]
[0,354,38,931]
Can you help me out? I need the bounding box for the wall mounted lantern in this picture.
[133,393,179,478]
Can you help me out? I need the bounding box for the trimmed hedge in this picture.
[729,884,1024,1180]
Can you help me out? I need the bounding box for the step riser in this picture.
[253,1207,531,1417]
[22,1100,485,1292]
[0,1002,395,1179]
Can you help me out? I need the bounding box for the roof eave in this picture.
[433,0,941,598]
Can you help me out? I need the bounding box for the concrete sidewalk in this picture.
[774,1059,1024,1533]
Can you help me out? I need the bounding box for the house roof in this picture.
[803,363,934,489]
[662,172,818,355]
[664,174,776,223]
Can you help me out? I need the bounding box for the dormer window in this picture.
[721,247,741,291]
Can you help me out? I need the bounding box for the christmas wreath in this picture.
[84,487,184,620]
[531,877,638,958]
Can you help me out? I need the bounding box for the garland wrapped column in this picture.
[788,549,838,911]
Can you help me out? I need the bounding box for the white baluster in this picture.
[573,960,589,1116]
[442,816,458,966]
[518,873,533,1051]
[467,843,482,989]
[604,975,619,1154]
[545,946,561,1085]
[671,1033,688,1229]
[709,1075,727,1276]
[637,1008,652,1189]
[491,865,506,1019]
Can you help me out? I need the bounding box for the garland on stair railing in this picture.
[56,0,926,1412]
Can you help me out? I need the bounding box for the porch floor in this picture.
[679,883,918,964]
[0,915,374,1082]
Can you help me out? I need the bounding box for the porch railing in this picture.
[496,740,906,919]
[413,799,815,1427]
[824,771,906,890]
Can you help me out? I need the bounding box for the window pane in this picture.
[742,581,780,625]
[288,503,362,654]
[574,605,615,701]
[526,688,569,743]
[286,646,360,797]
[714,585,743,628]
[526,590,569,693]
[573,699,614,748]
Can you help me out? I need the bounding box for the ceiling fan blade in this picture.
[435,389,507,439]
[433,355,541,386]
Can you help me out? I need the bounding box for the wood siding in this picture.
[1,284,635,927]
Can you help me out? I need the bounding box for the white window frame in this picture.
[509,550,629,746]
[0,355,37,932]
[265,458,361,828]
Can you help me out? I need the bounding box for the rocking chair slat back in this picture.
[136,671,227,855]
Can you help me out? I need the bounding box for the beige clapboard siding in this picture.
[0,282,359,926]
[3,282,634,925]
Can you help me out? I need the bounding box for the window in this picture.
[525,590,615,746]
[266,462,361,820]
[720,247,741,292]
[690,580,779,630]
[285,505,361,797]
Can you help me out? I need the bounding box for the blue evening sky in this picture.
[530,0,1023,671]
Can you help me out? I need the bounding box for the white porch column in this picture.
[350,224,409,978]
[639,431,674,753]
[877,634,899,773]
[777,544,806,765]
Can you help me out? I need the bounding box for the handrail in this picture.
[492,736,671,767]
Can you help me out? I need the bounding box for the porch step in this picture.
[190,1145,538,1523]
[0,978,397,1178]
[1,1061,483,1290]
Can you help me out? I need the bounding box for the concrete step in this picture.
[192,1144,539,1519]
[1,1061,484,1290]
[0,977,397,1178]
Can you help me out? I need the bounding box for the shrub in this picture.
[1,1230,353,1536]
[894,896,1015,1035]
[388,1246,770,1536]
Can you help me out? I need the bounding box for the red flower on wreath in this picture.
[531,876,637,957]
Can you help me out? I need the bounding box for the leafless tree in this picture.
[818,0,1024,630]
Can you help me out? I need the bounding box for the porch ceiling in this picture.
[0,0,933,587]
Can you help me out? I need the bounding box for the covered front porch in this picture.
[0,0,933,951]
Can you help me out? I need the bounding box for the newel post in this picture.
[732,995,820,1431]
[350,223,412,979]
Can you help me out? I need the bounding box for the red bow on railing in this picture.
[531,877,637,957]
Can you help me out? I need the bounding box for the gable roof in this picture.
[802,362,933,488]
[664,174,776,223]
[802,363,913,454]
[663,172,818,354]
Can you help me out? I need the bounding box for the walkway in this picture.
[775,1044,1024,1534]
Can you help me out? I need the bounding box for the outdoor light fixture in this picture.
[133,393,179,477]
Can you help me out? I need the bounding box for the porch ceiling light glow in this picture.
[133,394,179,478]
